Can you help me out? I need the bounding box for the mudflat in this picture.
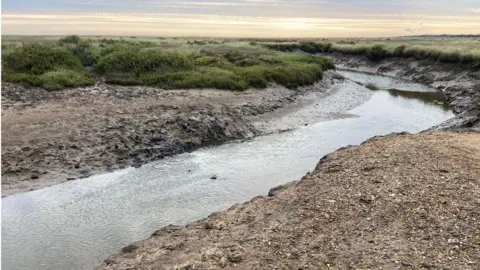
[97,131,480,270]
[1,72,343,196]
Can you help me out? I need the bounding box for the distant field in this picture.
[2,35,479,91]
[4,35,479,58]
[262,36,480,63]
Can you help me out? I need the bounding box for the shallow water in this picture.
[1,72,454,270]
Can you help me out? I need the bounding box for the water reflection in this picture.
[385,89,450,111]
[338,69,450,111]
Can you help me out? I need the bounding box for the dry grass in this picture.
[324,37,480,63]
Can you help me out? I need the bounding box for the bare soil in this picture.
[96,131,480,270]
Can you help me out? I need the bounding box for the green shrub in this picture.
[141,67,247,90]
[263,43,298,52]
[95,49,193,75]
[459,53,474,63]
[223,50,250,63]
[279,54,335,70]
[234,57,262,67]
[237,66,269,88]
[99,38,118,45]
[188,40,206,45]
[4,44,83,75]
[299,42,318,54]
[403,47,441,60]
[438,50,461,63]
[393,45,406,57]
[3,69,94,91]
[338,40,356,45]
[318,43,332,52]
[264,42,332,54]
[2,43,95,90]
[99,52,333,90]
[39,69,94,90]
[58,35,81,45]
[71,40,97,66]
[366,45,389,61]
[258,55,284,64]
[97,43,142,57]
[193,56,220,66]
[330,44,370,55]
[2,72,42,86]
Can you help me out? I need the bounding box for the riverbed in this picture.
[1,71,453,270]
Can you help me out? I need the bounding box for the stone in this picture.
[204,222,214,230]
[227,252,243,263]
[121,244,139,253]
[150,136,165,143]
[359,196,374,204]
[180,264,194,270]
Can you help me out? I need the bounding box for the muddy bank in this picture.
[96,131,480,270]
[94,54,480,269]
[1,72,342,196]
[329,53,480,130]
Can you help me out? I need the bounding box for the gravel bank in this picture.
[96,131,480,270]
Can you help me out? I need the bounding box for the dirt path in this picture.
[96,131,480,270]
[1,72,344,196]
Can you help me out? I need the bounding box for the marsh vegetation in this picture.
[2,35,478,91]
[263,37,480,64]
[1,36,333,91]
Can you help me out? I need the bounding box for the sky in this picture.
[2,0,480,37]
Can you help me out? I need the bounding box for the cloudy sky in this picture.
[2,0,480,37]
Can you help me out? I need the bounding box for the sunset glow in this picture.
[2,0,480,37]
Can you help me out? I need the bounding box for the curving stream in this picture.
[2,71,454,270]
